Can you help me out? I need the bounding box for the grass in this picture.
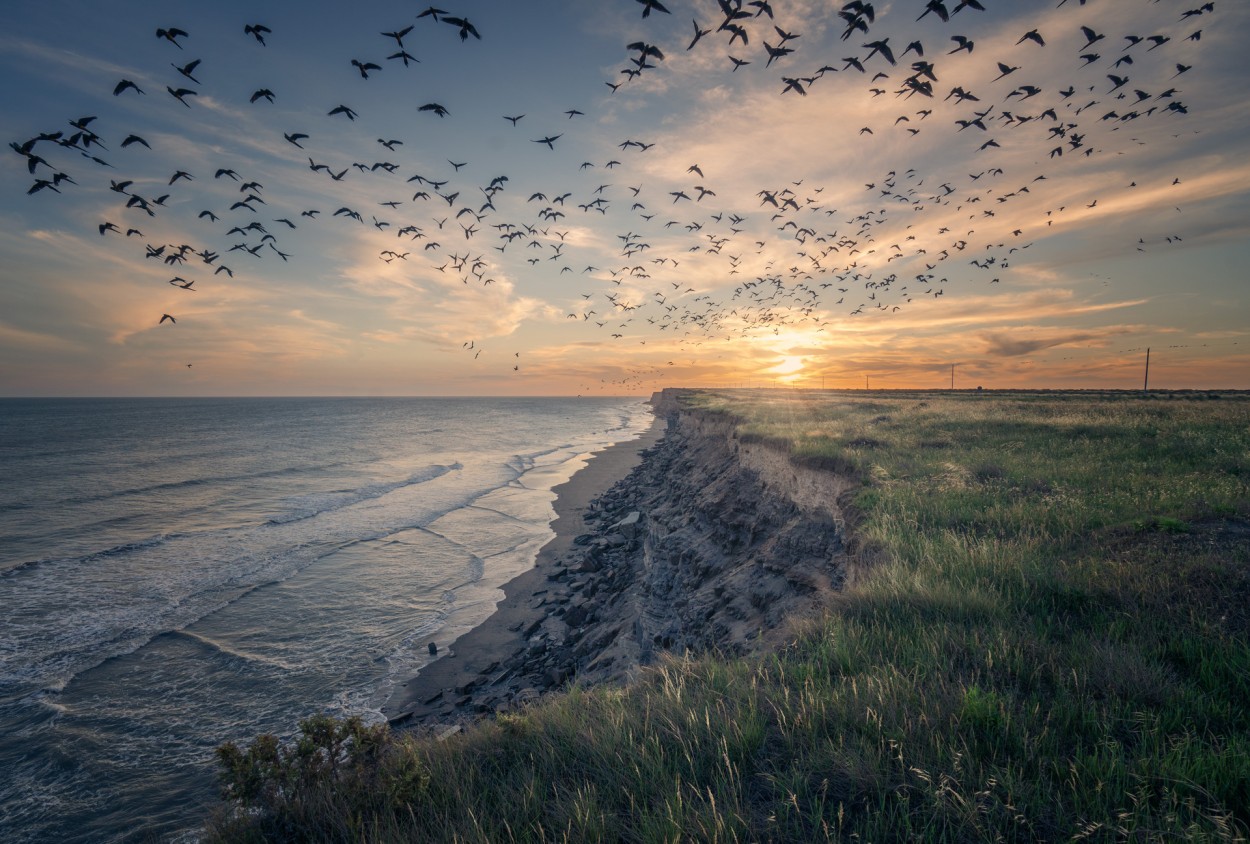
[207,389,1250,842]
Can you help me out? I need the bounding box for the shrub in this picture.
[215,715,428,838]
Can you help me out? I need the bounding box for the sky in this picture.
[2,0,1247,396]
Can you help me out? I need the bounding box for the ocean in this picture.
[0,396,652,843]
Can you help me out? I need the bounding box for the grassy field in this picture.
[208,390,1250,842]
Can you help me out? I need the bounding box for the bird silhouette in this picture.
[442,16,480,41]
[949,35,974,54]
[244,23,270,45]
[165,86,196,107]
[382,25,413,46]
[156,27,188,48]
[636,0,671,18]
[171,59,201,83]
[688,19,711,50]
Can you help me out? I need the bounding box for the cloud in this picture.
[978,328,1130,357]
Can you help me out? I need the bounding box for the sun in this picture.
[771,356,805,380]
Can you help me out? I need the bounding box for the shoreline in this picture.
[383,413,665,726]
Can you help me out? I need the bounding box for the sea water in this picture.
[0,397,652,842]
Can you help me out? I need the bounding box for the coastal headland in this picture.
[214,388,1249,841]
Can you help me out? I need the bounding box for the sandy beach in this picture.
[384,414,665,726]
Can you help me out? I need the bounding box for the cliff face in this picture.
[390,391,859,726]
[544,390,857,686]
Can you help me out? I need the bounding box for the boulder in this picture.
[609,511,642,540]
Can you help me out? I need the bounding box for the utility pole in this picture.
[1143,347,1151,393]
[951,364,955,390]
[865,374,869,390]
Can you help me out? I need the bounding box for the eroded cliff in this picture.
[551,391,854,685]
[390,390,860,727]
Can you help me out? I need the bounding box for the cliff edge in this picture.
[390,389,859,726]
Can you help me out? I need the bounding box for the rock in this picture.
[564,603,588,628]
[513,687,542,706]
[610,511,642,539]
[428,642,438,656]
[435,725,462,742]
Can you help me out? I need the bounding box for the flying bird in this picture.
[1080,26,1104,49]
[863,38,895,65]
[949,35,974,54]
[172,59,201,83]
[382,25,414,46]
[688,19,711,50]
[636,0,671,17]
[918,1,949,22]
[442,16,480,41]
[166,86,197,107]
[244,23,271,45]
[156,27,188,48]
[992,62,1019,81]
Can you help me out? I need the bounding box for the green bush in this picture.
[214,715,428,839]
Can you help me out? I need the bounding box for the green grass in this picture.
[207,390,1250,842]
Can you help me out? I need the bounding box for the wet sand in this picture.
[383,415,664,726]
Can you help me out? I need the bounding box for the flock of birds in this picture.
[10,0,1218,391]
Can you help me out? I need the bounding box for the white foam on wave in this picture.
[265,462,462,525]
